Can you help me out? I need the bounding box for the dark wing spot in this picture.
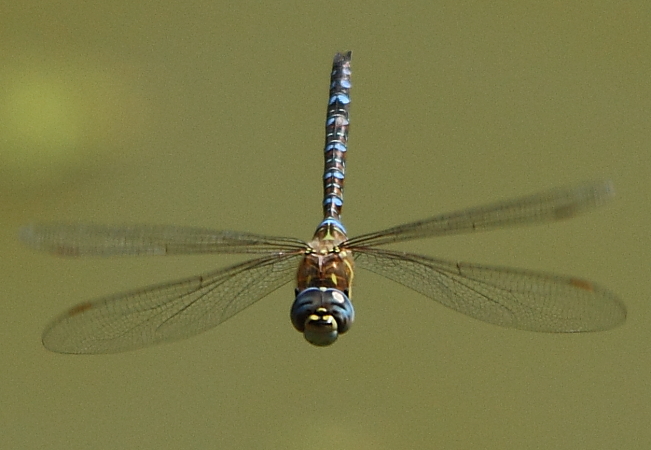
[67,302,93,317]
[570,278,594,292]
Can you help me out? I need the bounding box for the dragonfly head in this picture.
[291,287,354,346]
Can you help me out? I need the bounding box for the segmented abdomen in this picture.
[320,51,351,234]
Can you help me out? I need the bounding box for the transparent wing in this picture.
[42,252,304,354]
[344,181,614,248]
[20,223,307,256]
[355,249,626,332]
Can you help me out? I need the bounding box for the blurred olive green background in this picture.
[2,1,649,449]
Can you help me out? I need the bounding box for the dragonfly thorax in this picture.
[290,287,354,346]
[300,220,354,288]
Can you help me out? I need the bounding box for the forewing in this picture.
[345,181,614,248]
[42,253,303,353]
[355,249,626,332]
[21,223,307,256]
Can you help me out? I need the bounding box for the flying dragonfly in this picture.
[21,52,626,354]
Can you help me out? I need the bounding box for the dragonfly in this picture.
[21,51,626,354]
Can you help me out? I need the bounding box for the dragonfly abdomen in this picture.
[319,51,351,235]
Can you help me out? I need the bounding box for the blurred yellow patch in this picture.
[0,59,150,194]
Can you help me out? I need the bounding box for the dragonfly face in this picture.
[291,287,354,346]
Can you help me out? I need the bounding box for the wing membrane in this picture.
[355,249,625,332]
[21,223,307,256]
[345,181,614,248]
[42,252,303,353]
